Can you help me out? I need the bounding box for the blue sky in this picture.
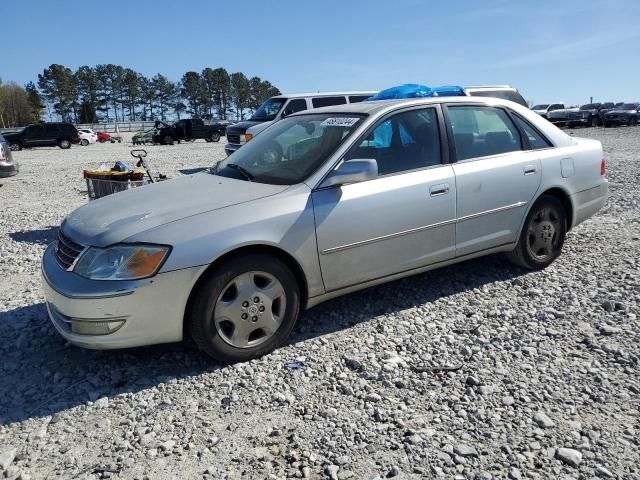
[3,0,639,105]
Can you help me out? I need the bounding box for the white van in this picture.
[224,91,377,155]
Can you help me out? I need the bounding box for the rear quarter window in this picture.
[348,95,372,103]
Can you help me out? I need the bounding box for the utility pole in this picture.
[590,96,593,104]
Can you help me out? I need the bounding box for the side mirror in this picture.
[320,159,378,188]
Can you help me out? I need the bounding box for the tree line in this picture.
[0,64,281,127]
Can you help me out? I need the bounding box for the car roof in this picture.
[291,95,523,116]
[272,91,377,99]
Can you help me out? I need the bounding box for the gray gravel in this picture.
[0,128,639,479]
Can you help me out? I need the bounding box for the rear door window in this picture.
[446,105,523,161]
[512,115,552,149]
[312,96,347,108]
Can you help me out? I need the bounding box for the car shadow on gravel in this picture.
[0,254,525,426]
[291,254,526,342]
[0,303,217,425]
[9,226,59,245]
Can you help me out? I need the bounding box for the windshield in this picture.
[621,103,639,110]
[214,113,365,185]
[580,103,599,110]
[250,98,287,121]
[532,104,549,110]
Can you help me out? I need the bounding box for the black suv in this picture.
[4,123,80,151]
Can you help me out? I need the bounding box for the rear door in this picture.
[43,124,59,145]
[313,106,457,291]
[444,104,542,256]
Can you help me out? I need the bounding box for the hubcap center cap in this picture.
[247,305,259,316]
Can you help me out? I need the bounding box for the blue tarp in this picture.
[366,83,466,101]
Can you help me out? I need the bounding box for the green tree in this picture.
[75,66,101,123]
[37,64,77,122]
[0,80,33,127]
[152,74,176,121]
[230,72,250,120]
[181,71,204,117]
[121,68,142,121]
[24,81,44,123]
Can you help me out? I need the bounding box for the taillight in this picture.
[600,158,606,176]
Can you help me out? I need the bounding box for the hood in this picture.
[2,131,21,140]
[63,173,288,247]
[246,121,274,136]
[225,120,264,135]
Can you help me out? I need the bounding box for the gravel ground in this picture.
[0,128,638,480]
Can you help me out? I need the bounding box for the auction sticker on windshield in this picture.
[320,117,360,127]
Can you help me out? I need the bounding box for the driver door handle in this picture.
[430,183,450,196]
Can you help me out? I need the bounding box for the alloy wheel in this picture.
[213,271,286,349]
[526,206,562,261]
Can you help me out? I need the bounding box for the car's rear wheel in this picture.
[163,135,173,145]
[506,195,567,270]
[9,142,21,151]
[187,253,301,363]
[208,132,221,143]
[59,139,71,149]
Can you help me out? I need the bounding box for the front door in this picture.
[444,104,542,256]
[313,107,457,291]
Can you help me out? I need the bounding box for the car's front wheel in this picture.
[506,195,567,270]
[187,253,301,362]
[80,139,89,146]
[163,135,174,145]
[208,132,221,143]
[59,139,71,149]
[9,142,21,151]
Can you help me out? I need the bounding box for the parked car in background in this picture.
[464,85,528,107]
[567,103,607,127]
[153,119,225,145]
[3,123,80,151]
[603,102,640,127]
[78,129,98,146]
[531,103,565,119]
[0,133,19,177]
[546,106,578,127]
[224,91,377,155]
[97,131,111,143]
[210,119,235,136]
[42,96,608,362]
[132,129,155,145]
[595,102,618,125]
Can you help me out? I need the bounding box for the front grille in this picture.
[55,230,85,270]
[227,134,241,144]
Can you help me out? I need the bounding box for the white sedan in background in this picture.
[78,129,98,146]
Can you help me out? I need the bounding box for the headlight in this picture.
[240,133,253,143]
[74,244,170,280]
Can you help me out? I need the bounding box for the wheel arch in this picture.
[534,186,574,230]
[182,244,309,335]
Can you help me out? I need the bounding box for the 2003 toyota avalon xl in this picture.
[42,96,608,362]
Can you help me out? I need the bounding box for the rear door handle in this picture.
[430,183,450,196]
[523,165,537,175]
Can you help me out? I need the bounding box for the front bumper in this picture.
[0,159,19,178]
[224,143,242,156]
[41,242,201,350]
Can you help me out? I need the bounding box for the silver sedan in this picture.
[0,133,19,178]
[41,97,608,362]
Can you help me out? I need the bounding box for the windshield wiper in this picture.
[227,163,254,182]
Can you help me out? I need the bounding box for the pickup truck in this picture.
[153,119,225,145]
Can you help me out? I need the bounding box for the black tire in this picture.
[209,132,221,143]
[9,142,21,151]
[629,117,638,127]
[187,253,301,363]
[205,137,212,143]
[506,195,567,270]
[604,121,610,128]
[58,139,71,149]
[80,139,89,146]
[163,135,174,145]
